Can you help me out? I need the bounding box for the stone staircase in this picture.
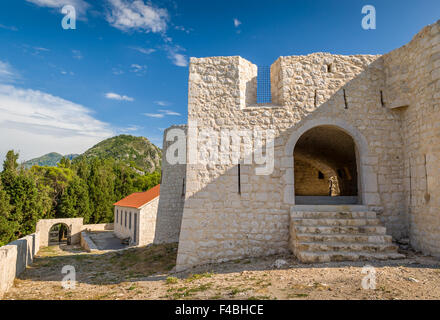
[289,205,405,263]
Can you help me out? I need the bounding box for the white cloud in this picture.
[106,0,168,33]
[0,84,113,164]
[155,100,171,106]
[0,24,18,31]
[105,92,134,101]
[164,44,188,67]
[143,113,164,118]
[34,47,50,52]
[26,0,90,16]
[0,61,18,82]
[174,25,191,34]
[170,52,188,67]
[143,109,181,118]
[130,64,147,74]
[233,18,241,27]
[158,109,181,116]
[130,47,156,55]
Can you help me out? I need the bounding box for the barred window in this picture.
[257,66,271,104]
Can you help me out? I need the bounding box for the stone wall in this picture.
[168,22,440,270]
[80,231,99,252]
[82,223,114,232]
[36,218,84,246]
[294,159,330,196]
[154,125,187,244]
[114,206,139,244]
[0,232,40,298]
[139,197,159,245]
[383,20,440,256]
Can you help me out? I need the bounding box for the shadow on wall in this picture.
[175,56,409,270]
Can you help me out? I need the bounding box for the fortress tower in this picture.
[154,20,440,271]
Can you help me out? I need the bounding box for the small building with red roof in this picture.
[113,184,160,246]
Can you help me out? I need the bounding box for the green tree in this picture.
[0,179,17,246]
[58,176,91,223]
[87,158,115,223]
[1,150,50,238]
[58,157,72,169]
[31,165,75,216]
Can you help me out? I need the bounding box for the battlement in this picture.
[188,52,381,116]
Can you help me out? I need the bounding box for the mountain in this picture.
[74,135,162,173]
[23,152,79,168]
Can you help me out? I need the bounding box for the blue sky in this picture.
[0,0,438,163]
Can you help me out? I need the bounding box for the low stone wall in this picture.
[36,218,84,246]
[80,231,99,252]
[82,223,114,232]
[0,232,40,298]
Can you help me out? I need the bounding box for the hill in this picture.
[23,152,79,168]
[74,135,162,173]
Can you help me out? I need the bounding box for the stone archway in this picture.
[282,117,380,206]
[48,223,70,245]
[293,125,358,203]
[36,218,84,247]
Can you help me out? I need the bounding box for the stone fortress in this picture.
[152,20,440,271]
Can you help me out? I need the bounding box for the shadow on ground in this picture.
[15,241,440,286]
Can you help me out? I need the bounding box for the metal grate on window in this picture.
[257,66,272,104]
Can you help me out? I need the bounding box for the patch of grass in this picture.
[127,285,137,291]
[186,283,212,294]
[287,293,308,298]
[247,295,271,300]
[166,283,212,299]
[226,286,251,296]
[254,279,272,288]
[166,276,179,284]
[185,272,213,282]
[95,293,113,299]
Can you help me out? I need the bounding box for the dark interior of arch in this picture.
[48,223,70,244]
[294,125,358,198]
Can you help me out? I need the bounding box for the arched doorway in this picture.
[48,223,71,246]
[294,125,359,204]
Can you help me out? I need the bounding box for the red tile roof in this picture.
[113,184,160,208]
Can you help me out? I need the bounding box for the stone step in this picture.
[295,242,398,253]
[294,225,387,235]
[296,251,405,263]
[291,211,376,219]
[292,218,381,226]
[295,233,393,244]
[291,205,369,212]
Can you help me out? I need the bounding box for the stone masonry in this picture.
[152,20,440,271]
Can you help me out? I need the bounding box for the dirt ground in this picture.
[3,243,440,300]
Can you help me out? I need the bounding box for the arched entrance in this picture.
[36,218,84,247]
[283,117,380,206]
[293,125,358,204]
[48,223,71,245]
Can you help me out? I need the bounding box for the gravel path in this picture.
[4,244,440,300]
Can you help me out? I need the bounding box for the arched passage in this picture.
[294,126,358,204]
[36,218,84,247]
[283,117,380,206]
[48,223,71,245]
